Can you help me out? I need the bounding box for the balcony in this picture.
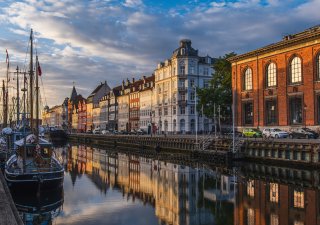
[178,87,187,92]
[178,74,188,79]
[178,100,187,105]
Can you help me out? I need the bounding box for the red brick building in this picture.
[230,26,320,129]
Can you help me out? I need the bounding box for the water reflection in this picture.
[11,187,63,225]
[11,144,320,225]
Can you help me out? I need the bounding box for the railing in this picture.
[178,87,187,92]
[178,100,187,105]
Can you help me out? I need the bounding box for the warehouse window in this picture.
[243,68,253,90]
[266,62,277,87]
[289,56,302,84]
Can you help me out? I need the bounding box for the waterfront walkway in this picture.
[0,171,23,225]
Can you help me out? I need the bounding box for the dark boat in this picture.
[49,128,68,142]
[5,134,64,191]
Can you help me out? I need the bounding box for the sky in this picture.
[0,0,319,108]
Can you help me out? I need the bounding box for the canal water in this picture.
[10,144,318,225]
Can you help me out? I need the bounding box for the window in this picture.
[204,68,209,75]
[190,66,195,74]
[270,214,279,225]
[190,79,195,87]
[158,108,162,116]
[190,105,195,114]
[173,119,176,132]
[265,99,277,125]
[247,180,255,197]
[180,66,185,75]
[294,189,304,208]
[190,92,195,101]
[180,106,185,115]
[246,208,255,225]
[289,96,302,125]
[290,57,302,83]
[266,62,277,87]
[204,80,210,88]
[269,183,279,203]
[164,107,168,116]
[243,101,253,125]
[244,68,253,90]
[173,106,176,115]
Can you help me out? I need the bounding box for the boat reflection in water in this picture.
[11,187,64,225]
[11,143,320,225]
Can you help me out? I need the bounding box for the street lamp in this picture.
[304,103,307,128]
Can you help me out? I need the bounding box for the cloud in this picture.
[0,0,319,108]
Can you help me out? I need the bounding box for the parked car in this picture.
[136,129,146,135]
[93,127,101,134]
[262,128,289,139]
[86,130,92,134]
[289,128,318,139]
[221,128,242,137]
[119,130,129,135]
[242,128,262,138]
[101,129,110,135]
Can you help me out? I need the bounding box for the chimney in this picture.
[132,77,135,83]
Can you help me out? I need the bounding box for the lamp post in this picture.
[304,103,307,128]
[150,111,152,137]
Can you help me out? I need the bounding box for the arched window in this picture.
[244,68,253,90]
[266,63,277,87]
[290,57,302,83]
[317,53,320,80]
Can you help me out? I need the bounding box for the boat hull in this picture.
[5,170,64,191]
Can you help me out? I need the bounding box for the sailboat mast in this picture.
[29,29,34,131]
[2,80,6,127]
[16,66,20,126]
[36,56,39,140]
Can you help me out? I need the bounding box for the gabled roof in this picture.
[70,86,77,102]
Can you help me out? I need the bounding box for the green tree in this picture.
[198,52,236,124]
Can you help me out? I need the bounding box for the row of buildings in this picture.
[43,39,214,134]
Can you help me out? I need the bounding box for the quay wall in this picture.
[68,134,320,166]
[0,171,23,225]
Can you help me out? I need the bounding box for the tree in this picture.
[198,52,236,124]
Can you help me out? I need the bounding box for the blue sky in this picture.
[0,0,319,107]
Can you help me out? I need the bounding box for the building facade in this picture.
[154,39,213,134]
[230,26,320,129]
[118,80,131,132]
[139,75,155,133]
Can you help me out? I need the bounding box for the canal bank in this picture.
[0,171,23,225]
[68,134,320,166]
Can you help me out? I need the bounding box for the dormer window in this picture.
[181,48,185,55]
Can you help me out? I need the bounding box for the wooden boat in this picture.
[5,134,64,190]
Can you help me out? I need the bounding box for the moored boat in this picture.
[5,134,64,191]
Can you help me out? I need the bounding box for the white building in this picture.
[118,80,131,132]
[154,39,213,134]
[139,75,155,134]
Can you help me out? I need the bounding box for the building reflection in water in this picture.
[59,144,320,225]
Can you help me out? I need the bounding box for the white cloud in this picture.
[1,0,320,107]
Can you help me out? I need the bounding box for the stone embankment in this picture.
[68,134,320,166]
[0,171,23,225]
